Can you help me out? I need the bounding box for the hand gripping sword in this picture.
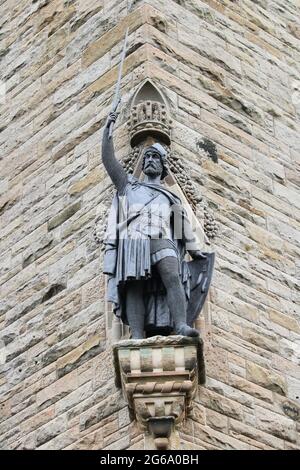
[108,28,129,138]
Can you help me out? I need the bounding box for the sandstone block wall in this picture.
[0,0,299,450]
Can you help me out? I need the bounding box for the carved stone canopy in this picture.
[113,335,205,450]
[127,81,172,147]
[127,100,172,147]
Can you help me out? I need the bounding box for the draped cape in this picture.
[103,177,214,334]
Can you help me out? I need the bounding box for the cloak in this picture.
[103,177,214,335]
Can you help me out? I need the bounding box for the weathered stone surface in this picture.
[269,310,300,333]
[47,202,82,231]
[79,392,125,432]
[198,387,244,421]
[68,169,105,195]
[205,344,229,382]
[36,371,78,409]
[36,415,68,447]
[229,418,285,450]
[255,406,298,443]
[193,422,249,450]
[206,408,228,433]
[55,382,94,417]
[229,374,273,403]
[246,362,287,396]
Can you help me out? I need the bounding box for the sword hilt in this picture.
[108,97,121,139]
[108,120,114,139]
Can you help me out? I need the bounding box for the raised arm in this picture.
[102,113,128,193]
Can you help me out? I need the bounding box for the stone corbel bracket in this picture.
[113,335,205,450]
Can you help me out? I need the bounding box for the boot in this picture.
[175,323,199,337]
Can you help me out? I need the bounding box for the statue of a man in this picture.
[102,112,211,339]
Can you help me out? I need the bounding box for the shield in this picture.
[186,252,215,326]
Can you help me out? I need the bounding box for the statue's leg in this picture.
[126,280,145,339]
[156,257,199,337]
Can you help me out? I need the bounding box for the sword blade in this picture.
[112,27,129,112]
[108,28,129,137]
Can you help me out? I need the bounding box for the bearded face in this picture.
[143,149,163,178]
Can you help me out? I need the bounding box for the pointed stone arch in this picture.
[131,79,169,108]
[127,80,172,147]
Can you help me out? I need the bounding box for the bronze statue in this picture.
[102,112,214,339]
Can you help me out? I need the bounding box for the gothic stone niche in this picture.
[113,335,205,450]
[127,80,172,147]
[101,80,215,448]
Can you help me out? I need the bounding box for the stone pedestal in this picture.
[113,335,205,450]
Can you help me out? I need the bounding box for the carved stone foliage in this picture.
[167,150,202,211]
[92,191,113,249]
[122,146,141,174]
[203,205,218,240]
[113,335,205,450]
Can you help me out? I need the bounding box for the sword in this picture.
[108,28,129,139]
